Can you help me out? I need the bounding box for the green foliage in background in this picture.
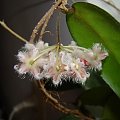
[66,2,120,97]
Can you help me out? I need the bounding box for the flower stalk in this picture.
[0,21,28,43]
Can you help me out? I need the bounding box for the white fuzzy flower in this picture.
[35,40,48,50]
[60,51,73,67]
[44,51,69,85]
[89,44,108,70]
[14,41,108,86]
[14,50,39,76]
[69,41,77,46]
[69,58,90,84]
[14,42,48,79]
[92,43,108,61]
[77,43,108,70]
[24,43,36,50]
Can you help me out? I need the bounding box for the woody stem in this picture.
[30,0,65,43]
[37,80,94,120]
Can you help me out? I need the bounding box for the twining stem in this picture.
[39,10,53,40]
[38,80,94,120]
[30,0,66,43]
[0,21,28,43]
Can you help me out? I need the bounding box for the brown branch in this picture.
[39,9,53,40]
[37,80,94,120]
[30,0,65,43]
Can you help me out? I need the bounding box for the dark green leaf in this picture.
[66,2,120,97]
[79,87,113,106]
[102,94,120,120]
[60,114,79,120]
[85,71,107,89]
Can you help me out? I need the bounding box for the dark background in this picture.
[0,0,82,120]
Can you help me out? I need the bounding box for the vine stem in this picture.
[37,80,94,120]
[0,21,28,43]
[30,0,66,43]
[39,9,53,40]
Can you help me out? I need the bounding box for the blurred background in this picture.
[0,0,120,120]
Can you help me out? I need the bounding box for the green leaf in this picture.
[102,94,120,120]
[66,2,120,97]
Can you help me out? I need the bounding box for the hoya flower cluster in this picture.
[14,40,108,85]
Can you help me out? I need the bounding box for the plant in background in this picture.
[0,0,120,120]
